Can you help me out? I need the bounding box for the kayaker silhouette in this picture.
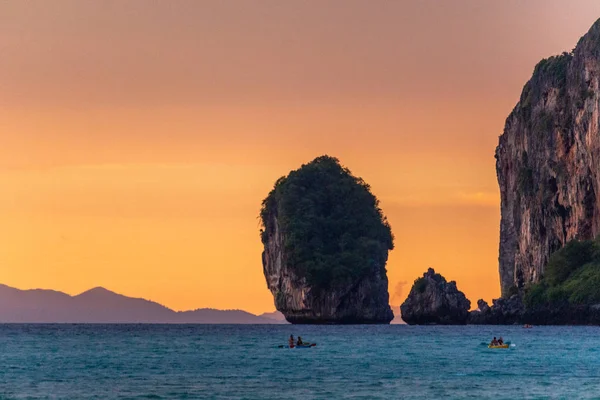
[296,336,304,346]
[289,335,295,347]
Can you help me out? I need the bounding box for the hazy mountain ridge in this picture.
[0,284,286,324]
[391,306,405,324]
[258,310,287,321]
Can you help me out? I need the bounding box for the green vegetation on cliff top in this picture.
[532,52,572,85]
[519,52,572,122]
[260,155,394,290]
[524,238,600,307]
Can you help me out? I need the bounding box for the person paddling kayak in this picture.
[278,337,316,348]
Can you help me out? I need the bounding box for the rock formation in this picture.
[521,303,600,325]
[468,296,524,325]
[260,156,394,324]
[400,268,471,325]
[496,18,600,296]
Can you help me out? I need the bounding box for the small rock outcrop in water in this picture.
[468,296,525,325]
[521,303,600,325]
[468,296,600,325]
[400,268,470,325]
[496,18,600,295]
[260,156,394,324]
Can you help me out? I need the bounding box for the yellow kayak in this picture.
[488,344,509,349]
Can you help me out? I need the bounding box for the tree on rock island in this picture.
[260,155,395,324]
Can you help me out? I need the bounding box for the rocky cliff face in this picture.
[400,268,470,325]
[496,19,600,296]
[262,211,394,324]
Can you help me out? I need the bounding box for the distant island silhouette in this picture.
[0,284,287,324]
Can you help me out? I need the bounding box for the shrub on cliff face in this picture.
[544,239,597,286]
[561,263,600,304]
[413,277,427,294]
[518,166,534,195]
[260,155,394,290]
[521,52,572,119]
[532,52,572,88]
[506,285,520,297]
[524,237,600,307]
[523,281,548,307]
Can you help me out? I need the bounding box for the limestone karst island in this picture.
[401,18,600,325]
[260,156,394,324]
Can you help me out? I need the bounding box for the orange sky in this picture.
[2,1,600,314]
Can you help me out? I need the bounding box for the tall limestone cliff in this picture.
[260,156,394,324]
[496,19,600,296]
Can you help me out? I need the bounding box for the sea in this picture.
[1,324,599,399]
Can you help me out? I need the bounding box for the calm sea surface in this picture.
[1,324,600,399]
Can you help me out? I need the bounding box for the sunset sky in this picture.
[2,1,600,314]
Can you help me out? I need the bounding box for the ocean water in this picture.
[1,325,600,399]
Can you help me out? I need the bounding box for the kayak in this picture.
[488,344,509,349]
[279,343,316,348]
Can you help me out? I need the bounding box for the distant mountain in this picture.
[178,308,287,324]
[0,284,286,324]
[258,310,287,322]
[390,305,405,324]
